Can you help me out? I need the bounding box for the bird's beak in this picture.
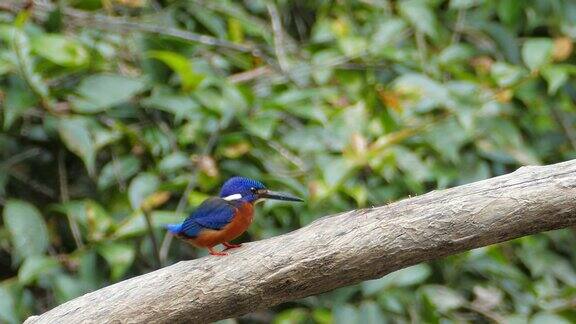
[259,190,303,202]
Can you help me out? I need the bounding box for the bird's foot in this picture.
[208,247,228,256]
[223,242,242,250]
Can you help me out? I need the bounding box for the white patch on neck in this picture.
[223,193,242,201]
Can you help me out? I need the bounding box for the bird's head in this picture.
[219,177,303,204]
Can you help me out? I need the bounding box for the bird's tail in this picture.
[165,223,182,234]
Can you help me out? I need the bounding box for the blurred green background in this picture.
[1,0,576,323]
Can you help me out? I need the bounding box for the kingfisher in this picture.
[166,177,303,256]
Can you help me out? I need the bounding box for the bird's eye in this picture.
[250,187,257,193]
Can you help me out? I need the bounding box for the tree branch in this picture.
[25,159,576,323]
[0,0,265,56]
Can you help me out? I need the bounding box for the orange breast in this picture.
[187,202,254,248]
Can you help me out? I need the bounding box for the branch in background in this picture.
[450,8,467,45]
[550,104,576,151]
[267,3,290,73]
[58,150,84,249]
[10,169,56,198]
[227,66,273,84]
[24,159,576,323]
[0,148,41,169]
[0,1,268,58]
[142,209,161,269]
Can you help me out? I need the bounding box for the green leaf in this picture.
[491,62,525,87]
[359,301,387,324]
[159,152,190,173]
[522,38,554,71]
[421,285,466,312]
[338,37,368,57]
[334,305,359,324]
[12,28,51,100]
[53,274,86,303]
[97,242,135,280]
[372,19,408,53]
[497,0,524,26]
[450,0,484,9]
[128,173,160,210]
[393,73,450,112]
[241,113,279,139]
[503,315,530,324]
[0,51,14,76]
[187,4,227,39]
[530,313,571,324]
[541,65,568,94]
[425,118,468,162]
[3,78,38,129]
[0,284,19,324]
[148,51,205,92]
[550,259,576,286]
[142,87,200,120]
[77,251,99,291]
[52,200,112,240]
[319,156,355,188]
[438,44,475,65]
[399,0,438,38]
[31,34,89,67]
[84,200,113,241]
[272,308,309,324]
[228,18,244,43]
[71,74,147,113]
[394,147,431,182]
[362,264,431,295]
[98,156,141,191]
[312,309,332,324]
[58,117,96,176]
[114,211,185,239]
[18,255,60,285]
[3,200,49,262]
[483,23,521,64]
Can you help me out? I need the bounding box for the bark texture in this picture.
[25,160,576,323]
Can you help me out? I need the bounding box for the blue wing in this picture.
[180,197,236,237]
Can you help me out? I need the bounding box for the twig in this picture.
[266,140,308,173]
[10,169,56,198]
[465,305,505,324]
[59,150,84,249]
[550,104,576,151]
[110,150,127,192]
[143,209,161,269]
[0,1,268,58]
[451,8,466,45]
[267,3,290,73]
[228,66,273,84]
[192,0,276,42]
[414,30,429,74]
[0,148,41,168]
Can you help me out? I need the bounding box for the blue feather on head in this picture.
[219,176,266,203]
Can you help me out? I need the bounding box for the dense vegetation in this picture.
[0,0,575,323]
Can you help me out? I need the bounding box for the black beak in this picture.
[259,190,303,202]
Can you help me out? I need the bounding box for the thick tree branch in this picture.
[25,159,576,323]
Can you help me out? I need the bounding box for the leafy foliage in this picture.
[0,0,575,323]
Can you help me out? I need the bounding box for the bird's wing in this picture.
[181,197,236,237]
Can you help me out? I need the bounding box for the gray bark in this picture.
[25,160,576,323]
